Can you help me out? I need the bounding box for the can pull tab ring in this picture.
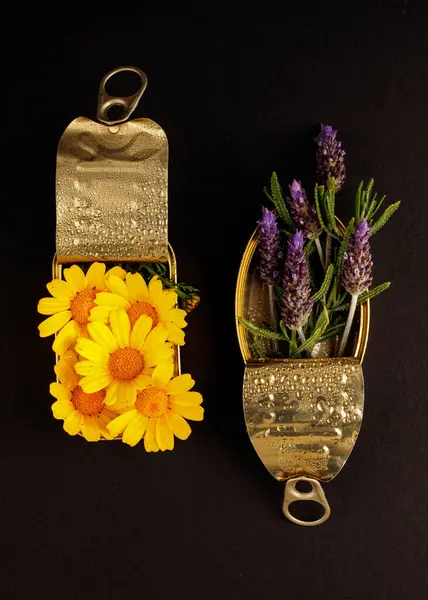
[283,476,331,526]
[97,66,148,125]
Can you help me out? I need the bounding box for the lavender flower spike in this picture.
[281,231,313,333]
[258,207,282,286]
[338,218,373,356]
[288,179,322,240]
[315,124,346,191]
[342,218,373,295]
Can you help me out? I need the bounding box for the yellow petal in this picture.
[106,275,130,300]
[171,403,204,421]
[105,266,126,280]
[47,279,74,299]
[54,357,78,390]
[52,319,80,355]
[144,346,174,369]
[87,322,118,354]
[49,382,72,402]
[79,373,113,393]
[37,297,71,315]
[166,374,195,395]
[63,410,83,435]
[122,415,147,447]
[51,399,74,420]
[110,309,130,348]
[97,413,113,439]
[85,262,107,291]
[105,381,120,406]
[63,265,86,293]
[75,338,109,364]
[117,381,137,407]
[88,305,112,324]
[130,314,152,352]
[144,418,159,452]
[61,349,78,368]
[157,290,178,314]
[172,391,203,406]
[166,412,192,440]
[144,324,168,350]
[75,360,111,377]
[81,417,101,442]
[38,311,71,337]
[94,292,130,310]
[165,323,185,346]
[168,308,188,328]
[126,272,148,302]
[107,410,138,437]
[152,362,174,387]
[148,275,163,305]
[133,373,152,391]
[156,415,174,451]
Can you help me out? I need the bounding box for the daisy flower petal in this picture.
[105,381,120,406]
[52,319,80,355]
[166,374,195,395]
[172,391,203,406]
[46,279,74,299]
[63,410,83,435]
[123,415,148,447]
[75,338,109,363]
[49,382,72,402]
[170,403,204,421]
[87,322,119,354]
[144,418,159,452]
[63,265,86,293]
[126,272,148,302]
[85,262,106,291]
[109,309,131,348]
[168,308,188,328]
[38,311,72,337]
[54,357,79,390]
[166,412,192,440]
[95,292,130,310]
[106,275,130,300]
[81,417,102,442]
[37,297,71,315]
[164,323,185,346]
[148,276,163,305]
[130,315,153,352]
[152,362,174,387]
[156,415,174,451]
[105,266,126,280]
[52,399,74,420]
[88,305,111,324]
[107,410,138,437]
[80,373,113,393]
[75,360,111,377]
[117,381,136,408]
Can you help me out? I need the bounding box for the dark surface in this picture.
[3,2,428,599]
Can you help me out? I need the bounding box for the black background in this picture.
[3,2,428,599]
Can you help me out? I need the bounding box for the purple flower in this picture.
[281,231,313,329]
[342,218,373,295]
[315,124,346,190]
[288,179,322,239]
[258,207,282,285]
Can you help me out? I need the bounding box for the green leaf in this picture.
[368,194,386,221]
[355,180,364,222]
[292,306,329,356]
[311,264,334,302]
[358,282,391,303]
[330,303,350,312]
[304,238,316,259]
[319,322,346,342]
[279,320,291,341]
[238,317,287,341]
[335,218,355,279]
[314,184,329,235]
[250,336,268,359]
[270,172,295,229]
[370,202,401,235]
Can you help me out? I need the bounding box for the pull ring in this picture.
[283,476,331,526]
[97,66,148,125]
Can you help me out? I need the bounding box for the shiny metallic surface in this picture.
[56,116,168,263]
[97,66,148,125]
[243,358,364,482]
[283,476,331,526]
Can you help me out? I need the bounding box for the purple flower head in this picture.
[342,218,373,295]
[258,207,282,286]
[281,230,313,330]
[288,179,322,239]
[315,124,346,190]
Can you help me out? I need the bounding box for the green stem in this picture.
[315,237,325,270]
[338,294,358,357]
[268,284,278,352]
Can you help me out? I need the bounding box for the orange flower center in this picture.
[135,386,169,418]
[71,386,105,416]
[70,288,97,325]
[108,348,144,380]
[127,301,159,328]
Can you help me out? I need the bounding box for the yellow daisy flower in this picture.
[75,309,174,409]
[107,362,203,450]
[37,263,126,354]
[50,350,114,442]
[93,273,188,346]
